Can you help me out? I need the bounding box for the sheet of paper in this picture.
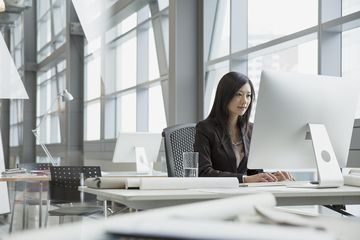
[139,177,239,190]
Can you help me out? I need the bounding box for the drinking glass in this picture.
[182,152,199,177]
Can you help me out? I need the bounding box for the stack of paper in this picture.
[85,177,128,189]
[343,168,360,187]
[1,168,27,176]
[139,177,239,190]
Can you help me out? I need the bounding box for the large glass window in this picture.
[84,101,101,140]
[9,14,25,148]
[116,36,137,91]
[204,1,358,122]
[82,1,169,141]
[118,92,136,132]
[36,61,66,144]
[343,0,360,15]
[9,101,24,147]
[204,61,229,116]
[209,0,230,60]
[37,0,66,62]
[343,27,360,118]
[149,84,167,132]
[248,0,317,47]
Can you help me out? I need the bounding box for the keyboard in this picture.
[239,181,288,187]
[240,180,342,188]
[239,181,317,187]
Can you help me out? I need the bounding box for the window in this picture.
[9,101,24,147]
[37,0,66,62]
[35,61,66,144]
[343,27,360,118]
[204,1,359,122]
[84,101,101,140]
[248,0,317,47]
[343,0,360,15]
[204,61,229,116]
[80,1,169,141]
[209,0,230,60]
[149,84,167,132]
[9,14,25,148]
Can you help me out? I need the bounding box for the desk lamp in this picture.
[0,32,29,214]
[32,89,73,166]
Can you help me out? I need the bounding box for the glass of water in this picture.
[182,152,199,177]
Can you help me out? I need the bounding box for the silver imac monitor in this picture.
[248,70,360,188]
[112,132,162,173]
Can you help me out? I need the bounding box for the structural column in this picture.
[22,2,37,164]
[168,0,200,125]
[64,0,84,165]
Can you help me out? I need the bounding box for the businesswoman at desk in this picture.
[194,72,293,183]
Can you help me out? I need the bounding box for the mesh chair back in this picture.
[162,123,196,177]
[50,166,101,203]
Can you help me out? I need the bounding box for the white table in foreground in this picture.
[80,185,360,210]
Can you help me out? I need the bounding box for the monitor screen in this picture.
[248,70,360,171]
[112,132,162,172]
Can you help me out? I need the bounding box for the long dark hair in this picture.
[207,72,255,134]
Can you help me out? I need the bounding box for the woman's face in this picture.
[227,83,252,118]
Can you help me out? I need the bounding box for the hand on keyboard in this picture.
[272,171,295,181]
[244,172,277,183]
[244,171,295,183]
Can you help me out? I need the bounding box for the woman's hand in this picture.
[243,172,277,183]
[273,171,295,181]
[243,171,295,183]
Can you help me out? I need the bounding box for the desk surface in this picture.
[0,174,50,182]
[102,170,167,177]
[6,192,360,240]
[80,185,360,209]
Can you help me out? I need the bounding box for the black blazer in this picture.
[194,118,262,183]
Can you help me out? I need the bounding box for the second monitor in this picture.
[112,132,162,173]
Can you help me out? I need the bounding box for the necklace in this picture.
[229,126,242,146]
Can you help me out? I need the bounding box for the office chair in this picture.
[162,123,196,177]
[46,166,103,225]
[9,163,51,232]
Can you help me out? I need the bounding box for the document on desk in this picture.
[86,177,239,190]
[343,168,360,187]
[138,177,239,190]
[85,177,140,189]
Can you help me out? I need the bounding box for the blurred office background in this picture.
[0,0,360,172]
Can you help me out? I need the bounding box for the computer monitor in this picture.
[248,70,360,187]
[112,132,162,173]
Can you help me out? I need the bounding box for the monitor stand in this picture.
[134,146,153,173]
[288,123,344,188]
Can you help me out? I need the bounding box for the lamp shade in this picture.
[61,89,74,101]
[0,0,5,12]
[0,32,28,99]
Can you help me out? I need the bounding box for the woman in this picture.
[194,72,293,183]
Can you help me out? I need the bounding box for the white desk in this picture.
[5,193,360,240]
[80,185,360,210]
